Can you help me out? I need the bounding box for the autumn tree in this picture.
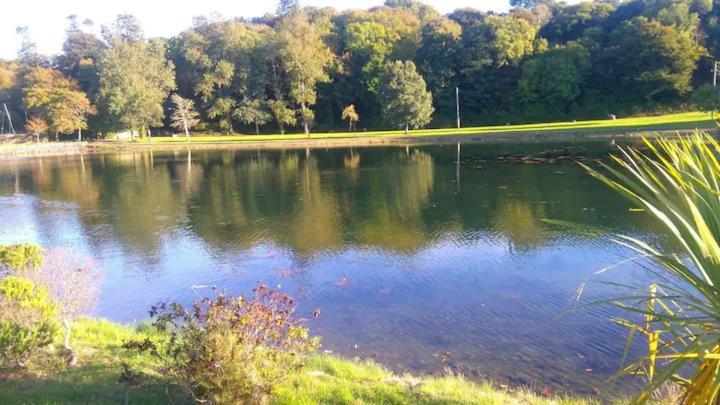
[23,67,95,140]
[341,104,359,131]
[377,60,434,133]
[170,94,201,141]
[97,21,175,139]
[25,117,48,142]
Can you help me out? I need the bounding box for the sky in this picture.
[1,0,517,60]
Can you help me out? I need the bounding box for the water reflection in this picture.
[0,142,665,396]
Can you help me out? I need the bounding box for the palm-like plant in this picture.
[583,132,720,403]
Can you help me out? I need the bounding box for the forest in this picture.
[0,0,718,138]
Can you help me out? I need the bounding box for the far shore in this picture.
[0,111,716,159]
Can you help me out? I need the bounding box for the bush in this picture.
[126,284,320,404]
[0,277,58,368]
[0,244,44,274]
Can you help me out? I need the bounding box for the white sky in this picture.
[1,0,520,59]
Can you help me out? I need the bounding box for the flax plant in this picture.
[582,132,720,403]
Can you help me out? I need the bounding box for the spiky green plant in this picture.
[583,131,720,403]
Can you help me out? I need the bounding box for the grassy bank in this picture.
[0,318,598,404]
[133,111,715,144]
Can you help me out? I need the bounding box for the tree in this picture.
[97,37,175,139]
[268,99,297,134]
[275,12,334,136]
[26,248,103,366]
[599,17,703,103]
[341,104,359,131]
[25,117,48,142]
[416,17,462,118]
[277,0,300,17]
[234,98,271,134]
[23,67,95,141]
[170,94,201,141]
[376,60,434,133]
[692,84,720,117]
[517,42,592,115]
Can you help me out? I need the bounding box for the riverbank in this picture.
[0,318,602,404]
[0,111,716,158]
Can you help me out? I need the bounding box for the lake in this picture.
[0,141,661,396]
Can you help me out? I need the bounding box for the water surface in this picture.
[0,141,662,396]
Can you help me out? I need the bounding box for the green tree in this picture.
[692,84,720,117]
[341,104,359,131]
[97,37,175,139]
[268,99,297,134]
[415,17,461,119]
[234,98,271,134]
[377,60,434,133]
[275,12,334,136]
[170,94,201,141]
[517,42,592,115]
[599,17,703,103]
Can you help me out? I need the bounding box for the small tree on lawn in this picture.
[25,117,48,143]
[377,60,434,134]
[27,248,103,365]
[234,98,271,134]
[170,94,201,142]
[341,104,359,132]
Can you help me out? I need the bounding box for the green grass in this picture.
[126,111,716,144]
[0,318,599,404]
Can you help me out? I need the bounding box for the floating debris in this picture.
[469,147,589,165]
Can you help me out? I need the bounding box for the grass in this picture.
[126,111,716,144]
[0,318,599,404]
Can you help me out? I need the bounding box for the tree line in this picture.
[0,0,718,139]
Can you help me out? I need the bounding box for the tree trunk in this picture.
[63,319,77,366]
[77,129,81,142]
[255,121,260,135]
[56,131,59,142]
[184,122,190,143]
[349,120,352,132]
[405,123,409,135]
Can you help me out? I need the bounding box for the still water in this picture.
[0,141,662,396]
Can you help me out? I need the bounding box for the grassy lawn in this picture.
[0,319,601,404]
[129,111,716,144]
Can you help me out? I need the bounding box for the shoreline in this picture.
[0,127,714,159]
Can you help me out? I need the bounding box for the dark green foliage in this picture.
[692,84,720,113]
[377,60,434,131]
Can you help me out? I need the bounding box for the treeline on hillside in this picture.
[0,0,718,138]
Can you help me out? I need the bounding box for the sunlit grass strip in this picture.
[121,111,716,144]
[582,131,720,403]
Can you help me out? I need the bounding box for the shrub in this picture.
[0,244,44,274]
[0,277,58,368]
[126,284,320,404]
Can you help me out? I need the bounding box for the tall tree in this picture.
[416,17,461,121]
[275,11,334,135]
[376,60,434,133]
[277,0,300,17]
[599,17,703,103]
[97,35,175,138]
